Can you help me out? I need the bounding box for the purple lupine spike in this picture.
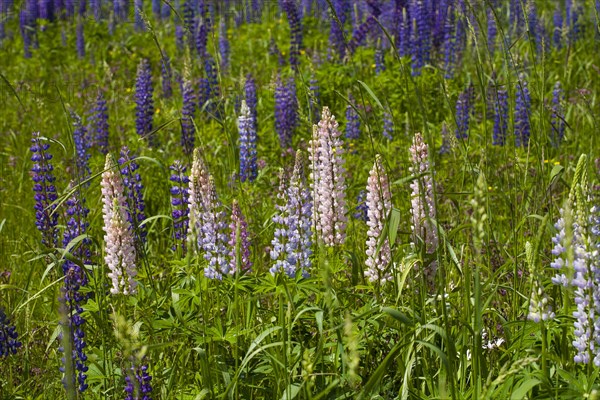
[0,308,22,357]
[198,77,211,113]
[59,184,90,394]
[347,0,381,54]
[244,74,258,131]
[397,6,410,57]
[102,154,137,295]
[169,161,190,253]
[229,200,252,274]
[204,54,221,116]
[345,94,360,140]
[270,150,313,277]
[70,112,91,182]
[200,177,229,280]
[364,154,392,284]
[353,190,368,221]
[151,0,160,17]
[281,0,302,70]
[135,59,155,146]
[493,88,508,146]
[89,91,109,155]
[409,0,431,77]
[274,74,298,150]
[175,24,184,52]
[124,363,153,400]
[454,86,471,139]
[161,0,170,18]
[515,76,531,147]
[550,81,565,147]
[487,7,497,56]
[553,5,563,49]
[309,107,347,247]
[238,100,258,182]
[218,19,230,71]
[118,147,147,246]
[90,0,100,19]
[31,132,59,248]
[329,0,347,60]
[134,0,144,30]
[409,132,438,281]
[76,20,85,58]
[509,0,524,37]
[195,18,209,58]
[382,111,393,140]
[181,75,196,156]
[161,57,173,98]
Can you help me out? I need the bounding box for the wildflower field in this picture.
[2,0,600,398]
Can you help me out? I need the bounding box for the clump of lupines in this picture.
[364,155,392,284]
[309,107,348,247]
[70,112,91,182]
[169,161,190,253]
[493,88,508,146]
[229,200,252,274]
[181,74,196,156]
[101,154,137,295]
[238,100,258,182]
[281,0,302,70]
[118,147,147,247]
[124,363,153,400]
[550,81,565,147]
[409,132,438,279]
[135,59,155,146]
[0,308,22,357]
[89,91,109,154]
[59,184,91,393]
[274,75,298,150]
[271,150,312,277]
[345,94,360,140]
[31,132,59,248]
[550,155,600,364]
[455,86,472,139]
[382,111,393,140]
[515,76,531,147]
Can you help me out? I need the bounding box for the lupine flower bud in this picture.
[364,155,392,284]
[102,154,137,295]
[31,132,59,248]
[309,107,347,247]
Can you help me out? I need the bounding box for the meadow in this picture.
[1,0,600,398]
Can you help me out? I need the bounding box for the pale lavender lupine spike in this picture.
[200,176,229,280]
[101,154,137,295]
[409,132,438,278]
[364,155,392,284]
[187,148,211,253]
[309,107,347,247]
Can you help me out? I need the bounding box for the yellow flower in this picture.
[554,161,560,166]
[126,88,132,93]
[299,49,305,55]
[155,108,160,114]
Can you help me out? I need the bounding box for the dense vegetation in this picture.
[1,0,600,398]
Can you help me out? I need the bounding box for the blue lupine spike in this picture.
[135,59,155,146]
[161,56,173,98]
[515,76,531,147]
[124,362,153,400]
[89,91,109,155]
[244,74,258,132]
[553,6,563,48]
[70,111,91,183]
[382,111,393,140]
[0,308,22,357]
[219,19,230,71]
[238,100,258,183]
[550,81,565,147]
[492,88,508,146]
[345,94,360,140]
[169,161,190,253]
[181,76,196,156]
[30,132,59,248]
[118,146,148,246]
[274,74,298,150]
[281,0,302,70]
[454,86,471,139]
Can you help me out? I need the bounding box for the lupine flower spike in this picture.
[31,132,59,248]
[124,363,153,400]
[364,155,392,284]
[0,308,22,357]
[135,59,155,146]
[238,100,258,182]
[409,132,438,282]
[169,161,190,253]
[309,107,348,247]
[101,154,137,295]
[118,147,147,247]
[229,200,252,274]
